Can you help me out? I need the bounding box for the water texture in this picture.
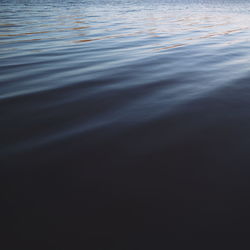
[2,0,250,248]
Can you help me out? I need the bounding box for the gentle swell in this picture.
[1,0,250,157]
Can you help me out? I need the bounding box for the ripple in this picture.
[1,0,250,157]
[3,0,250,247]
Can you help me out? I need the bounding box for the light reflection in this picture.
[1,1,250,53]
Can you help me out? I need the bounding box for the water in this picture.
[2,0,250,248]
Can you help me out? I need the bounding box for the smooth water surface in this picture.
[2,0,250,248]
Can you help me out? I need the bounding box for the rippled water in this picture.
[2,0,250,248]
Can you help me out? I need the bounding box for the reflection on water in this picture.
[2,0,250,248]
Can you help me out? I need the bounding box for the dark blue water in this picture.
[2,0,250,248]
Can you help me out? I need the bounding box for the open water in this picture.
[2,0,250,248]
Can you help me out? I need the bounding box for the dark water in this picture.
[2,0,250,248]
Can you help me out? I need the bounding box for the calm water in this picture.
[2,0,250,248]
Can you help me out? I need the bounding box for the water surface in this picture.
[2,0,250,248]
